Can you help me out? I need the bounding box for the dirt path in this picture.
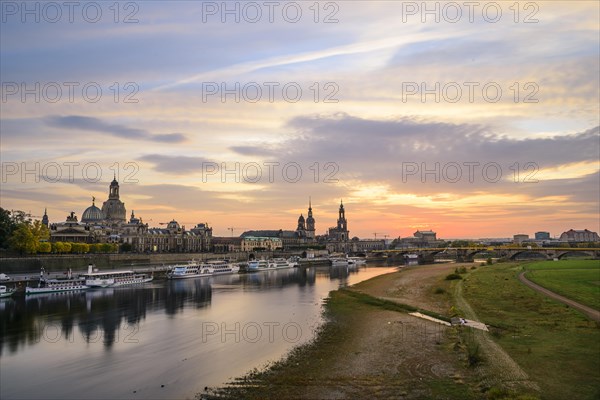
[454,279,540,393]
[518,271,600,322]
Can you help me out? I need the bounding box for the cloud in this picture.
[138,154,211,174]
[228,114,599,202]
[229,146,277,157]
[45,116,187,143]
[235,114,598,168]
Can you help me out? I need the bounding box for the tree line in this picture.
[0,208,119,255]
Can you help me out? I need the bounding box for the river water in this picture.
[0,265,396,400]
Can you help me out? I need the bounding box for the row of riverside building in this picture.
[44,178,386,254]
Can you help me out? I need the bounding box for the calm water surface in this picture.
[0,265,396,400]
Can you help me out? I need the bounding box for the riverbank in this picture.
[201,263,487,399]
[202,261,600,399]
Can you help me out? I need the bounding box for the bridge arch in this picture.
[467,250,501,259]
[556,251,593,260]
[509,251,549,260]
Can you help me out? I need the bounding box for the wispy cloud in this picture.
[153,31,455,90]
[45,116,187,143]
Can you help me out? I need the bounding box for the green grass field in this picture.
[524,260,600,310]
[460,263,600,400]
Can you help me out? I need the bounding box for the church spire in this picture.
[42,207,49,227]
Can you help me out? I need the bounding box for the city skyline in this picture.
[2,1,599,239]
[11,176,591,241]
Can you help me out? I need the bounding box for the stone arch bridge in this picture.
[371,247,600,263]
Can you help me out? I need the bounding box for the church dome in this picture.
[167,220,180,230]
[298,214,305,223]
[82,199,104,223]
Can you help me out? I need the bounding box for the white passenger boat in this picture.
[82,265,153,288]
[26,267,89,294]
[330,258,349,267]
[168,260,240,278]
[287,256,300,268]
[348,257,366,266]
[247,259,268,272]
[267,258,293,270]
[0,285,15,298]
[202,260,240,276]
[166,260,203,279]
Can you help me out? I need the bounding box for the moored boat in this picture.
[167,260,240,278]
[202,260,240,275]
[330,257,349,267]
[0,285,15,298]
[26,267,89,295]
[166,260,204,279]
[247,259,269,272]
[287,256,300,268]
[267,258,293,270]
[347,258,366,267]
[348,257,366,266]
[82,264,153,288]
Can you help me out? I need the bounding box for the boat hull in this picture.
[87,277,153,288]
[167,272,211,279]
[26,285,89,294]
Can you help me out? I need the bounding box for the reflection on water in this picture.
[0,265,396,400]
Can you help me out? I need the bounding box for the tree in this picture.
[62,242,72,253]
[30,220,49,243]
[9,210,30,225]
[8,218,50,254]
[0,208,16,249]
[9,224,36,254]
[71,243,82,253]
[52,242,64,253]
[37,242,51,253]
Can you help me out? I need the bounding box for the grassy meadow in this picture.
[460,262,600,400]
[524,260,600,310]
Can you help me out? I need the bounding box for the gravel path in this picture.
[518,271,600,322]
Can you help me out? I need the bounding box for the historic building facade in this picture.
[328,201,349,241]
[240,199,317,250]
[49,179,212,252]
[324,201,351,252]
[559,229,600,242]
[50,212,94,243]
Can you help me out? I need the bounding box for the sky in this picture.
[1,0,599,239]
